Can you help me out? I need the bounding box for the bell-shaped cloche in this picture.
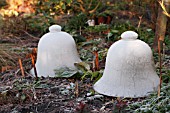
[30,25,81,77]
[93,31,159,98]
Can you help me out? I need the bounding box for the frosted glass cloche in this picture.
[94,31,159,98]
[30,25,81,77]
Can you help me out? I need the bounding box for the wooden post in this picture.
[155,0,170,97]
[153,0,170,51]
[158,40,163,97]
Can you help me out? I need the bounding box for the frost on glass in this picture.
[30,25,81,77]
[93,31,159,98]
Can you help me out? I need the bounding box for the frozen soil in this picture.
[0,29,169,113]
[0,72,129,113]
[0,34,129,113]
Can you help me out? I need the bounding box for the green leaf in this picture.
[146,28,152,32]
[81,70,92,80]
[111,30,119,33]
[74,62,90,71]
[93,71,103,83]
[55,67,78,78]
[66,0,71,4]
[59,70,78,78]
[35,84,49,89]
[91,71,99,80]
[21,94,26,101]
[33,80,41,88]
[62,4,66,9]
[1,90,8,96]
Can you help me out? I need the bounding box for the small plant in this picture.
[25,14,55,35]
[54,67,78,78]
[54,61,102,82]
[35,0,72,16]
[69,31,86,43]
[126,82,170,113]
[106,22,135,41]
[137,28,155,45]
[164,35,170,50]
[64,13,88,32]
[85,24,109,33]
[0,78,48,105]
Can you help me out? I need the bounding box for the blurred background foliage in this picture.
[0,0,165,35]
[0,0,169,48]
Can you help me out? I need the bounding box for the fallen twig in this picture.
[22,30,39,39]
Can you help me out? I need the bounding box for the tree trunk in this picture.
[153,0,170,52]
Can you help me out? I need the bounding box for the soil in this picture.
[0,74,127,113]
[0,32,130,113]
[0,20,170,113]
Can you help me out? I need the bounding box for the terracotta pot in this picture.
[97,16,106,25]
[105,15,112,24]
